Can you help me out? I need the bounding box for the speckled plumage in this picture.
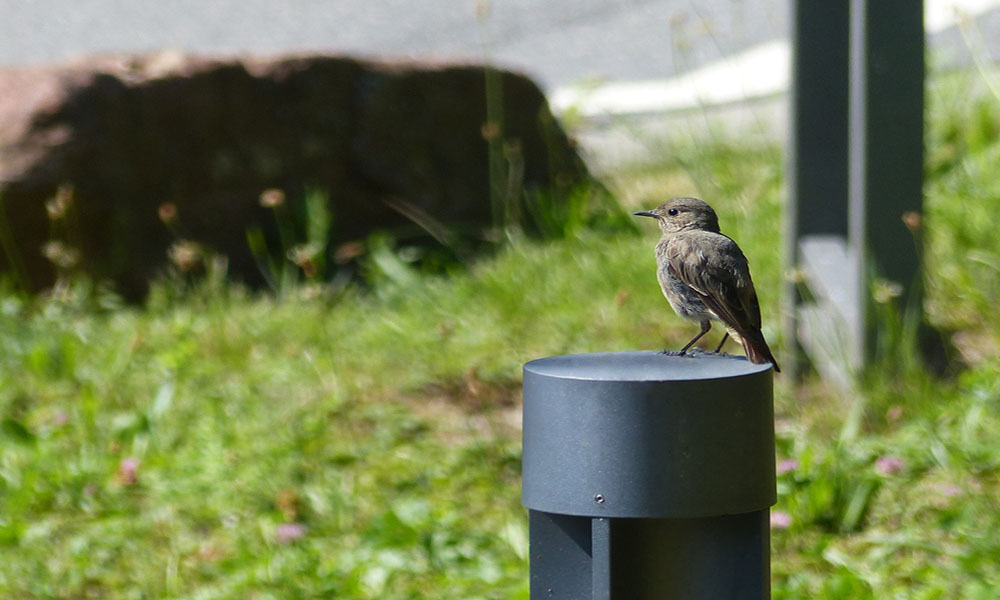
[635,197,779,371]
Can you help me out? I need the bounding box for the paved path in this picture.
[555,0,1000,117]
[2,0,998,127]
[0,0,783,89]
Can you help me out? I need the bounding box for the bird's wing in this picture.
[665,231,763,334]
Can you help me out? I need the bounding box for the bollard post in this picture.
[522,351,776,599]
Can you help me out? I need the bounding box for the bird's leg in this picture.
[679,320,712,355]
[713,332,730,353]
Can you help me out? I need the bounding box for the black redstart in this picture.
[634,196,780,371]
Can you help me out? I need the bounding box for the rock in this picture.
[0,52,592,298]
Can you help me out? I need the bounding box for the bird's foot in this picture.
[659,349,690,357]
[659,348,731,358]
[677,347,722,358]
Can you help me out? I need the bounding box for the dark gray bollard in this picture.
[522,351,776,599]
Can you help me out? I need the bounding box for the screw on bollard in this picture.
[522,351,776,599]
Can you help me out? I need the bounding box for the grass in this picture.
[1,65,999,598]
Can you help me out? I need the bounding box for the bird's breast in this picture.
[656,264,714,321]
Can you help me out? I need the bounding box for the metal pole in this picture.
[522,351,776,599]
[788,0,850,240]
[787,0,925,383]
[786,0,850,380]
[848,0,925,358]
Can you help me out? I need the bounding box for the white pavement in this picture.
[551,0,1000,119]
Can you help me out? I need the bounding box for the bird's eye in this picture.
[667,208,678,216]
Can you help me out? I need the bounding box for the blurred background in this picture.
[1,1,999,598]
[6,0,999,168]
[4,0,789,86]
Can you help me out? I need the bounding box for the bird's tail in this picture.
[740,330,781,372]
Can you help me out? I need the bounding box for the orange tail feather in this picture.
[740,331,780,372]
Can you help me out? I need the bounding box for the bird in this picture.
[634,196,780,371]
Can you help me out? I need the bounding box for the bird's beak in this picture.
[633,210,656,218]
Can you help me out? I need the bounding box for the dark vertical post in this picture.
[786,1,853,381]
[787,0,925,381]
[591,518,612,599]
[788,1,850,239]
[849,0,925,356]
[522,352,776,599]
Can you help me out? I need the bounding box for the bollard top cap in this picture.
[522,350,776,517]
[524,350,772,382]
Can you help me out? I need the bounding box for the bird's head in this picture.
[633,196,720,234]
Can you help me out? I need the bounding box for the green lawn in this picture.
[1,69,999,598]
